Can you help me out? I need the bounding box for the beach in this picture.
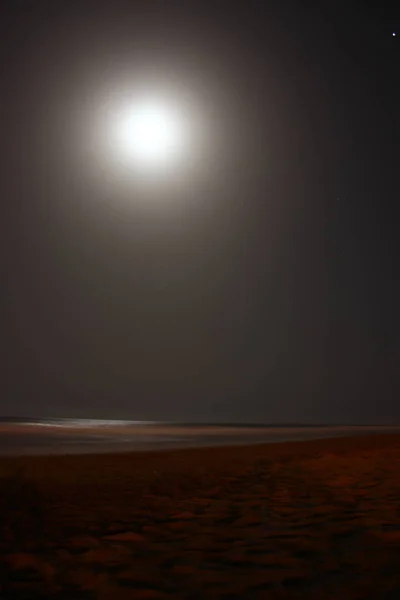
[1,433,400,598]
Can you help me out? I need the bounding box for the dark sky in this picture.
[1,1,399,423]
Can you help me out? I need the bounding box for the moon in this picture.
[110,98,188,170]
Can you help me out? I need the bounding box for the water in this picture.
[1,418,399,455]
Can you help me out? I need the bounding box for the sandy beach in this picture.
[1,433,400,598]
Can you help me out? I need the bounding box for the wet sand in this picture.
[1,434,400,598]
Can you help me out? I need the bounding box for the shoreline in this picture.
[1,429,400,459]
[2,424,400,457]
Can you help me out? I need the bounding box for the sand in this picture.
[1,434,400,599]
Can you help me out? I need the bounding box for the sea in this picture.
[1,417,400,455]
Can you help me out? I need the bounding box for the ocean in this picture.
[1,418,399,455]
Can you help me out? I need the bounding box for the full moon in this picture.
[110,98,187,170]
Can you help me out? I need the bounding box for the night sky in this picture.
[1,1,399,423]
